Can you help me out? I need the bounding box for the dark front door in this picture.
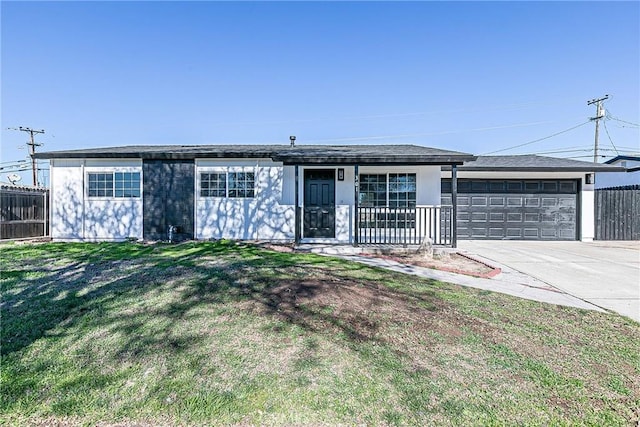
[143,160,195,241]
[304,169,335,238]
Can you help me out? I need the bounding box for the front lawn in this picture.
[1,241,638,426]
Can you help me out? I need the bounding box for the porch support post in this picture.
[354,164,359,246]
[451,164,458,248]
[294,165,300,244]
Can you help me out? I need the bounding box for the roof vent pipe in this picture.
[290,135,296,147]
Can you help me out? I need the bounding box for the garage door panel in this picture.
[507,197,523,207]
[490,197,505,206]
[442,179,578,241]
[489,228,505,238]
[490,212,505,222]
[507,213,523,222]
[471,196,487,206]
[506,228,523,238]
[471,212,487,222]
[525,197,540,207]
[471,228,488,237]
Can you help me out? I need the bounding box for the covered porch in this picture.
[272,144,475,248]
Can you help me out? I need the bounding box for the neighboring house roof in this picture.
[0,183,48,192]
[442,155,625,172]
[604,155,640,164]
[33,144,477,165]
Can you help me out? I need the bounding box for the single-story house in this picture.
[34,144,622,245]
[595,155,640,189]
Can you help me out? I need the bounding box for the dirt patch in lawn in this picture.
[363,251,501,278]
[254,242,500,278]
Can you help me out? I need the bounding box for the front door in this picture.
[303,169,335,238]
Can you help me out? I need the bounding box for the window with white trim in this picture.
[88,173,114,197]
[200,171,255,198]
[359,173,416,208]
[200,172,226,197]
[88,172,141,198]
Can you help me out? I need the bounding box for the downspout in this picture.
[81,160,86,240]
[294,165,300,244]
[354,164,359,246]
[451,164,458,248]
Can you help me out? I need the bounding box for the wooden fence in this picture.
[595,185,639,241]
[0,185,49,240]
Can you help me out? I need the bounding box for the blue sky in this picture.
[2,1,639,186]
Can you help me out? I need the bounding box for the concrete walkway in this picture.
[309,249,606,313]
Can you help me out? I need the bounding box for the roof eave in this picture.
[275,155,477,165]
[449,166,626,172]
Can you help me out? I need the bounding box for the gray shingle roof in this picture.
[443,155,625,172]
[33,144,476,165]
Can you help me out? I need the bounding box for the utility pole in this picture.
[16,127,45,186]
[587,95,608,163]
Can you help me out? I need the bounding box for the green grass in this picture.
[1,240,639,426]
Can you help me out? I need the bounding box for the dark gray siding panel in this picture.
[143,160,194,241]
[442,179,579,241]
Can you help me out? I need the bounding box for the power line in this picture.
[606,111,639,128]
[481,121,591,155]
[286,120,552,145]
[602,119,619,155]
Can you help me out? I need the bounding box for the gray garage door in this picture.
[442,179,579,240]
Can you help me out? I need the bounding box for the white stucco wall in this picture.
[195,159,295,241]
[596,158,640,189]
[48,158,443,243]
[49,159,143,241]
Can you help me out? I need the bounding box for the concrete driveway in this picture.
[458,240,640,322]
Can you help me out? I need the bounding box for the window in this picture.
[88,172,140,198]
[389,173,416,208]
[200,171,255,198]
[359,173,416,207]
[228,172,255,198]
[359,174,387,207]
[201,172,226,197]
[115,172,141,198]
[88,173,114,197]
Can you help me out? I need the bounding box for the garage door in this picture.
[441,179,579,240]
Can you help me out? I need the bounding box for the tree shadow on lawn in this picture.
[1,241,445,358]
[1,241,463,420]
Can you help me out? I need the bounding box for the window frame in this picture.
[199,168,256,199]
[87,171,141,199]
[359,172,417,208]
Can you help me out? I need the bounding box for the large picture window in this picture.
[88,172,140,198]
[200,171,255,198]
[359,173,416,207]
